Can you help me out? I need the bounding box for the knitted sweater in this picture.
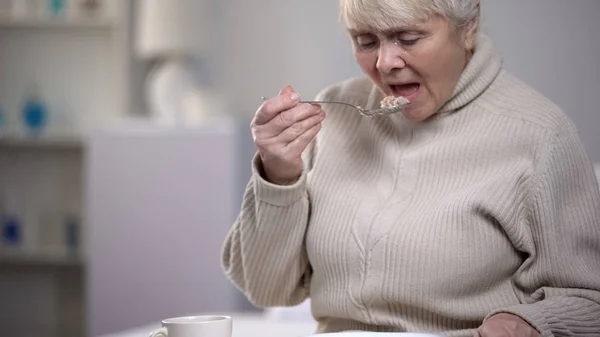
[221,34,600,337]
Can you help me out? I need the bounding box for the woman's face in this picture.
[348,16,477,122]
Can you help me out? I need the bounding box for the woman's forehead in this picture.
[344,17,427,35]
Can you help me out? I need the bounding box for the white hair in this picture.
[340,0,480,32]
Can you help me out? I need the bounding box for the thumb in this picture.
[279,85,296,96]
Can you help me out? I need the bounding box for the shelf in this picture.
[4,325,61,337]
[0,249,84,267]
[0,16,117,29]
[0,134,83,149]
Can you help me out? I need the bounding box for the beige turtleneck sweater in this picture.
[221,34,600,336]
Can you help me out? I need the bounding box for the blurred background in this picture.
[0,1,599,337]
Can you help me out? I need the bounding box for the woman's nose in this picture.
[376,42,406,75]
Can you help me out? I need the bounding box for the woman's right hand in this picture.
[251,85,326,185]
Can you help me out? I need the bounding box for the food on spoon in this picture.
[380,96,410,108]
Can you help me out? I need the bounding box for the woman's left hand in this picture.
[474,313,541,337]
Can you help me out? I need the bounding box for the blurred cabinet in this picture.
[0,1,133,337]
[86,122,241,336]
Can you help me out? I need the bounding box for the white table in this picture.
[97,312,318,337]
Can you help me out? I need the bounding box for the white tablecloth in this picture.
[97,313,318,337]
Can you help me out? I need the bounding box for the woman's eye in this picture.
[401,39,419,46]
[355,36,378,50]
[394,36,420,47]
[358,41,377,49]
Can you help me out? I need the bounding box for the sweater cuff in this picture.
[485,300,591,337]
[251,153,308,207]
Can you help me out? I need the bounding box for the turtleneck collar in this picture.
[437,33,503,114]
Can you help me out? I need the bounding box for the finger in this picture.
[276,109,326,143]
[258,103,322,139]
[254,85,298,126]
[286,121,322,153]
[279,85,295,96]
[254,92,301,125]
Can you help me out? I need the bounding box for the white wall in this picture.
[216,0,600,161]
[216,0,360,116]
[480,0,600,161]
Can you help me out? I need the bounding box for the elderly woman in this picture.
[221,0,600,336]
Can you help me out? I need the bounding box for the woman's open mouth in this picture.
[390,83,420,101]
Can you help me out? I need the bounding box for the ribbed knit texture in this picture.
[221,34,600,337]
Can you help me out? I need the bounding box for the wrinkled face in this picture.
[347,16,477,122]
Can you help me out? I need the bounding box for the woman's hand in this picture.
[475,313,541,337]
[251,85,326,185]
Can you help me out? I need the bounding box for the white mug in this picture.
[149,315,232,337]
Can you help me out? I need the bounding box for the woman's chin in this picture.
[401,106,431,122]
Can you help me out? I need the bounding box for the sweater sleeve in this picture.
[220,131,317,308]
[486,128,600,336]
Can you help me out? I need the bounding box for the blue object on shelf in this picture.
[0,106,5,131]
[22,96,48,135]
[2,214,22,246]
[49,0,67,15]
[65,217,79,251]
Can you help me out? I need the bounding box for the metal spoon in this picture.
[260,97,409,117]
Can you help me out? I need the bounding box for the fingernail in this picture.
[290,93,300,102]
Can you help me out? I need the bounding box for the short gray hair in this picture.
[340,0,480,32]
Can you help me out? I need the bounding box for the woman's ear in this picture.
[463,17,479,51]
[464,2,480,51]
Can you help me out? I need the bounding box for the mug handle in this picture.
[149,327,168,337]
